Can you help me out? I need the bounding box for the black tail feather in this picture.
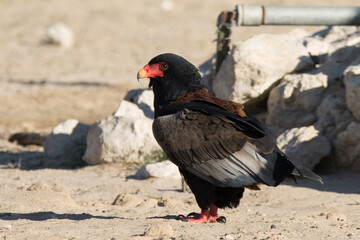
[291,166,323,184]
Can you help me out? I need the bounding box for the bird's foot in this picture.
[177,209,226,223]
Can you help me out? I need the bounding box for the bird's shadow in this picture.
[284,170,360,194]
[146,215,179,220]
[0,211,125,221]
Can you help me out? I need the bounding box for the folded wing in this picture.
[153,102,295,188]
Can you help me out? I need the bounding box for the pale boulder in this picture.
[303,37,330,63]
[276,126,331,169]
[113,100,147,119]
[83,100,160,165]
[213,29,314,104]
[314,84,354,140]
[319,46,360,84]
[124,88,154,118]
[344,59,360,121]
[334,121,360,171]
[43,119,89,166]
[266,73,327,128]
[323,26,360,54]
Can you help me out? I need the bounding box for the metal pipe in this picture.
[237,5,360,26]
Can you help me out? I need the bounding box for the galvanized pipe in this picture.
[237,5,360,26]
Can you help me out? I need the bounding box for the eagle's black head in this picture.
[137,53,205,116]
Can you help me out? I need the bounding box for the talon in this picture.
[176,207,224,223]
[186,212,198,217]
[216,216,226,223]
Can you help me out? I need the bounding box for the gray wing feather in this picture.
[153,109,289,188]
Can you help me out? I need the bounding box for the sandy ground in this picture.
[0,166,359,239]
[1,0,360,239]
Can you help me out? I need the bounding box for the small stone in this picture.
[134,160,181,179]
[160,0,174,11]
[270,224,276,229]
[27,181,52,192]
[52,185,71,195]
[112,194,144,207]
[326,213,347,221]
[224,233,235,240]
[144,222,174,238]
[45,22,74,47]
[0,223,12,230]
[157,197,185,209]
[137,198,158,208]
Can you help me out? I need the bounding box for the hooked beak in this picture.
[137,68,148,81]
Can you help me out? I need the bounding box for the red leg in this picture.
[208,205,219,222]
[178,204,226,223]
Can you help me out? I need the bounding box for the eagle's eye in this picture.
[159,63,168,71]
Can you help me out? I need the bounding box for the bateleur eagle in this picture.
[137,53,322,223]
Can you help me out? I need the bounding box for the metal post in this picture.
[216,10,237,73]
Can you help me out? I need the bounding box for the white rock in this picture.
[303,37,330,61]
[114,100,147,119]
[144,223,174,238]
[83,112,160,165]
[135,160,181,179]
[310,45,360,86]
[84,88,160,165]
[323,26,359,54]
[283,73,327,111]
[224,234,235,240]
[276,126,331,169]
[213,29,313,103]
[52,119,79,135]
[132,89,154,111]
[334,121,360,171]
[344,58,360,121]
[266,73,327,128]
[45,22,74,48]
[123,88,154,118]
[314,84,353,140]
[160,0,174,11]
[266,107,317,129]
[43,119,89,166]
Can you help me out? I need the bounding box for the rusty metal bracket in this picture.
[215,9,238,73]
